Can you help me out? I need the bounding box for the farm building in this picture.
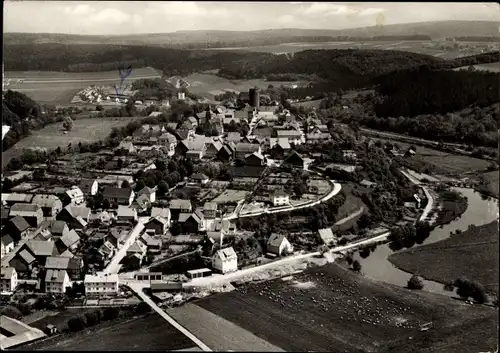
[266,233,293,256]
[186,268,212,279]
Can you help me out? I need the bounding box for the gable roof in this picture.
[60,229,80,247]
[267,233,287,248]
[66,187,84,199]
[10,203,41,215]
[1,193,34,203]
[0,267,15,280]
[127,240,147,254]
[277,129,302,137]
[181,136,207,152]
[45,269,68,283]
[191,173,209,181]
[226,132,241,143]
[203,202,217,211]
[27,240,56,257]
[235,143,259,153]
[31,194,61,208]
[79,179,96,192]
[18,249,36,264]
[117,205,137,218]
[47,220,68,235]
[137,186,155,196]
[45,256,71,270]
[63,205,91,221]
[1,234,15,246]
[147,216,169,226]
[318,228,335,244]
[214,247,237,261]
[169,199,192,210]
[103,187,133,199]
[10,216,30,232]
[151,207,170,219]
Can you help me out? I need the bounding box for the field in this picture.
[481,170,500,198]
[180,72,310,98]
[291,99,323,109]
[174,263,497,352]
[454,61,500,73]
[205,41,494,59]
[2,117,138,167]
[389,221,499,294]
[20,312,194,351]
[3,67,161,104]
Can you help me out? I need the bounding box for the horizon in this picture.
[4,2,500,35]
[4,19,499,37]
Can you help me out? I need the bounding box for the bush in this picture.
[84,311,101,326]
[453,277,488,303]
[102,307,119,321]
[16,302,32,316]
[135,302,151,314]
[1,305,22,319]
[67,316,87,332]
[352,260,362,272]
[359,247,370,259]
[345,254,353,265]
[407,275,424,290]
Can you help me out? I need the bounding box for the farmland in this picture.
[389,221,499,295]
[206,40,496,59]
[454,61,500,72]
[181,263,497,352]
[480,170,500,198]
[20,312,194,351]
[3,67,161,104]
[2,117,138,167]
[180,72,311,98]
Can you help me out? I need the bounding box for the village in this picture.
[0,86,450,349]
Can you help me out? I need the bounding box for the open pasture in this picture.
[182,72,310,98]
[454,61,500,73]
[192,263,497,352]
[20,313,193,351]
[205,41,493,59]
[4,67,161,104]
[2,117,137,167]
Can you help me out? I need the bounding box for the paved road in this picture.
[125,281,212,352]
[103,223,145,275]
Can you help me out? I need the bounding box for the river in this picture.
[352,187,499,296]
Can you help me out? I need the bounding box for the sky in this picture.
[4,2,500,35]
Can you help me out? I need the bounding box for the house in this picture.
[102,187,135,206]
[235,143,261,159]
[207,230,226,247]
[44,256,83,280]
[283,151,307,170]
[318,228,336,245]
[169,199,192,220]
[226,132,241,143]
[117,141,137,154]
[277,130,303,145]
[84,273,119,295]
[65,186,85,206]
[174,128,194,141]
[42,220,69,238]
[253,126,274,139]
[116,206,138,223]
[178,211,204,233]
[191,173,210,185]
[267,233,294,256]
[9,249,37,275]
[216,145,233,162]
[213,219,237,233]
[133,124,163,139]
[131,194,150,213]
[1,235,15,257]
[342,150,357,160]
[56,205,90,230]
[45,269,70,294]
[55,229,81,253]
[31,195,63,219]
[245,152,265,166]
[306,131,331,143]
[8,216,31,242]
[140,233,162,253]
[136,186,156,203]
[79,179,99,196]
[271,190,289,206]
[269,137,291,154]
[1,193,34,207]
[205,140,223,158]
[151,207,171,224]
[203,202,218,219]
[9,204,43,228]
[158,132,177,156]
[212,247,238,274]
[0,267,18,293]
[144,216,169,235]
[360,179,377,188]
[176,136,206,159]
[405,148,417,157]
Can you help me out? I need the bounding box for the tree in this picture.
[453,277,488,303]
[407,275,424,290]
[96,104,103,111]
[135,180,145,192]
[352,260,362,272]
[102,199,110,209]
[67,316,86,332]
[157,180,169,197]
[356,213,372,229]
[102,307,119,321]
[62,116,74,131]
[121,180,130,188]
[359,247,370,259]
[84,311,100,326]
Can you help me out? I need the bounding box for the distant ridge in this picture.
[4,21,499,46]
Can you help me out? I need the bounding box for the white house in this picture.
[117,205,138,223]
[79,179,99,196]
[0,267,18,294]
[271,190,289,206]
[212,247,238,274]
[66,186,85,206]
[277,130,304,145]
[84,273,119,295]
[266,233,294,256]
[45,269,70,294]
[136,186,156,203]
[1,235,15,257]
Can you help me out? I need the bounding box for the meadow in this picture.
[2,117,137,167]
[3,67,161,104]
[454,61,500,73]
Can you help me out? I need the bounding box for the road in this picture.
[334,207,364,226]
[400,168,435,222]
[102,222,145,275]
[5,75,160,85]
[125,281,212,352]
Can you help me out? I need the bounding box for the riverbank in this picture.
[389,221,499,296]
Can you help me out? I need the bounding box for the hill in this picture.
[4,21,499,47]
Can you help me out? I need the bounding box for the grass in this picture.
[188,263,497,352]
[479,170,499,198]
[389,221,499,295]
[20,312,194,351]
[27,308,97,332]
[4,67,161,104]
[335,184,365,221]
[180,72,310,98]
[2,117,137,167]
[454,62,500,73]
[435,190,469,226]
[291,99,323,109]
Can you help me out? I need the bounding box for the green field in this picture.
[389,221,499,294]
[454,62,500,73]
[2,117,138,167]
[481,171,500,198]
[4,67,161,104]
